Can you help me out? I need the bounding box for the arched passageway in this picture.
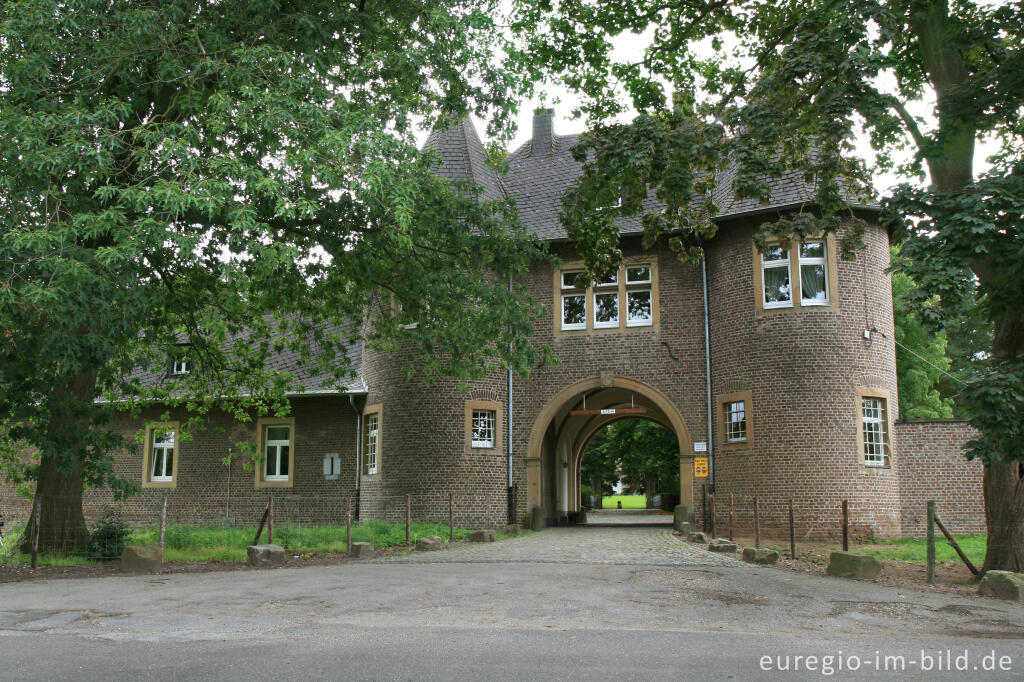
[526,376,694,526]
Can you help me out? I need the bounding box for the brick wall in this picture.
[895,419,985,536]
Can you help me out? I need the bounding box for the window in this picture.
[861,397,890,467]
[142,422,179,488]
[754,235,837,315]
[555,261,657,333]
[465,400,502,451]
[761,246,792,308]
[717,391,753,450]
[724,401,747,443]
[799,241,828,304]
[363,405,381,475]
[172,359,190,375]
[263,425,290,481]
[255,418,295,487]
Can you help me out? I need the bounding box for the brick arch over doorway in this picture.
[525,376,694,524]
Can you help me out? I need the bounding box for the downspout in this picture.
[349,393,362,514]
[701,247,714,491]
[507,275,515,522]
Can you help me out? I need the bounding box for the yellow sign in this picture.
[694,457,709,478]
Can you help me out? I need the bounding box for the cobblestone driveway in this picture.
[375,526,745,567]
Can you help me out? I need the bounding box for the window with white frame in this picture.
[861,397,890,467]
[172,359,190,375]
[151,428,175,482]
[364,412,379,474]
[263,425,291,481]
[625,266,653,326]
[593,272,619,328]
[761,245,792,308]
[560,270,586,330]
[724,401,747,443]
[799,241,829,304]
[471,409,496,448]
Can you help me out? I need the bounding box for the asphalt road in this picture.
[1,527,1023,680]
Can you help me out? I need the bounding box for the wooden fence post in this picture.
[729,494,734,542]
[926,501,936,585]
[788,499,796,560]
[405,495,411,545]
[841,500,849,552]
[753,496,760,548]
[449,492,454,543]
[267,496,274,545]
[159,497,168,562]
[346,497,352,554]
[30,495,41,569]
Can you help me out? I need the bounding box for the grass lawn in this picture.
[0,520,488,565]
[854,534,986,566]
[601,494,647,510]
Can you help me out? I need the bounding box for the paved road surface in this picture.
[2,527,1023,680]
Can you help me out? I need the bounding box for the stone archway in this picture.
[526,375,693,525]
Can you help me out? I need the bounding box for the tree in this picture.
[891,249,954,418]
[0,1,548,553]
[581,420,679,507]
[512,0,1024,570]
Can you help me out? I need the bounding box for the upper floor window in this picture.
[861,396,890,467]
[557,261,657,333]
[755,235,837,315]
[172,359,191,375]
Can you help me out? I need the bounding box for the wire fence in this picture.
[0,492,508,567]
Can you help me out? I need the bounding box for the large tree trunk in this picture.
[981,461,1024,573]
[19,369,98,555]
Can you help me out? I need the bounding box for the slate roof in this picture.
[425,116,877,241]
[120,320,366,400]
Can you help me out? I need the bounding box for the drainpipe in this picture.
[349,393,362,513]
[507,275,515,522]
[701,247,714,491]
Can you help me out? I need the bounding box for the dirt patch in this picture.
[677,533,982,596]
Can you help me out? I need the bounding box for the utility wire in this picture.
[873,328,968,386]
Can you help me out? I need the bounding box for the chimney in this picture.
[531,108,554,156]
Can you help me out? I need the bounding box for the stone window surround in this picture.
[717,391,754,451]
[254,417,296,488]
[752,233,839,317]
[553,257,660,336]
[855,386,895,470]
[465,400,503,453]
[142,421,180,489]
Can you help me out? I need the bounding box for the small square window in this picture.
[471,410,496,448]
[626,266,651,283]
[561,271,583,289]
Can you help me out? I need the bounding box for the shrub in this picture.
[88,508,130,560]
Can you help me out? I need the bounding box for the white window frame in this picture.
[172,359,190,375]
[761,246,792,309]
[560,270,587,331]
[625,266,653,327]
[471,409,496,448]
[365,412,379,475]
[724,401,747,443]
[151,428,175,482]
[263,425,291,482]
[861,397,890,467]
[798,240,829,305]
[592,274,619,329]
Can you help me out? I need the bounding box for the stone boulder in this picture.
[121,545,162,574]
[673,504,691,532]
[349,542,375,559]
[468,529,496,543]
[978,571,1024,601]
[505,524,522,537]
[415,536,444,552]
[741,547,780,565]
[246,544,285,568]
[708,538,738,554]
[676,522,692,536]
[687,531,708,544]
[826,551,883,580]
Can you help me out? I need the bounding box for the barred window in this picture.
[861,397,890,467]
[471,410,496,448]
[724,401,747,443]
